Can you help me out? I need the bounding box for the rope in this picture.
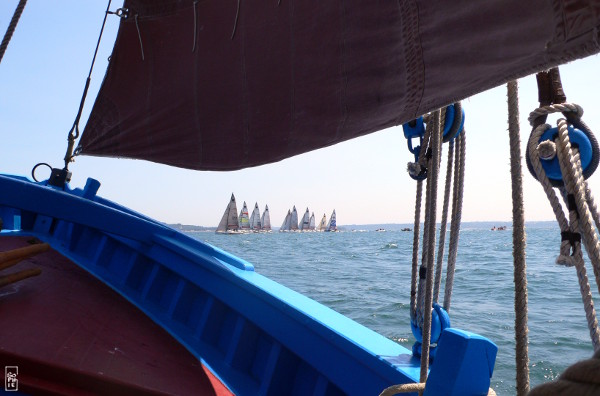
[379,384,497,396]
[507,80,530,395]
[528,104,600,351]
[443,131,465,312]
[555,119,600,297]
[379,382,425,396]
[0,0,27,65]
[410,180,423,323]
[528,348,600,395]
[418,110,442,386]
[433,141,454,303]
[64,0,113,169]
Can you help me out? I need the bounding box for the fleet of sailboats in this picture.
[217,195,336,233]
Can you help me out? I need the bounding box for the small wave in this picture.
[382,243,398,249]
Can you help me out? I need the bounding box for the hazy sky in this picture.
[2,1,600,227]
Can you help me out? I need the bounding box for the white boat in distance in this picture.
[249,202,262,232]
[325,209,337,232]
[309,212,316,231]
[216,193,240,234]
[261,205,272,232]
[317,214,327,232]
[300,208,311,231]
[238,201,250,232]
[279,209,292,232]
[290,206,299,231]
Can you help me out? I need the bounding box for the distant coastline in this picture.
[167,220,556,232]
[167,223,217,232]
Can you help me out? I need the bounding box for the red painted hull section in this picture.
[0,236,233,395]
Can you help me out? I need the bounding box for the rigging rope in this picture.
[64,0,113,170]
[396,104,465,395]
[507,80,530,396]
[0,0,27,65]
[418,109,442,386]
[410,180,423,324]
[433,141,454,303]
[443,130,465,312]
[528,104,600,352]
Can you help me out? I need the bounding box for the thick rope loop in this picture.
[528,107,600,351]
[527,103,583,126]
[524,103,600,187]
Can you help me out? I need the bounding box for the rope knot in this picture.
[556,254,577,267]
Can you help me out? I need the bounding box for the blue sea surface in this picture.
[191,222,594,395]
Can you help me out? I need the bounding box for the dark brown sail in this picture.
[78,0,600,171]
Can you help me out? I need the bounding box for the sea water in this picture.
[192,222,593,395]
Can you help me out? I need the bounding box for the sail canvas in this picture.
[249,202,262,230]
[318,214,327,232]
[216,193,239,233]
[239,202,250,230]
[261,205,271,231]
[326,210,337,232]
[290,206,299,231]
[280,210,291,232]
[300,208,310,231]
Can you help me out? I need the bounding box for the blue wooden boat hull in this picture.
[0,174,424,395]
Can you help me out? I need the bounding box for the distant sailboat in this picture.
[239,201,250,232]
[290,206,299,231]
[325,209,337,232]
[216,193,240,234]
[309,212,316,231]
[279,209,292,232]
[261,205,272,232]
[300,208,311,231]
[249,202,262,232]
[317,214,327,232]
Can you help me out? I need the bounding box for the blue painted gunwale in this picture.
[0,173,422,395]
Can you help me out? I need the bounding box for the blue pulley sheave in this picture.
[443,103,465,143]
[526,122,600,187]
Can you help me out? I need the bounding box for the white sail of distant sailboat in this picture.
[309,212,315,231]
[290,206,299,231]
[279,209,291,232]
[216,193,239,234]
[325,209,337,232]
[249,202,262,231]
[261,204,272,232]
[300,208,311,231]
[317,214,327,232]
[239,202,250,231]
